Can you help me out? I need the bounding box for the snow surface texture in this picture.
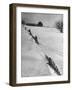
[21,25,63,77]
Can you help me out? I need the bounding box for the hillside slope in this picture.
[21,25,63,77]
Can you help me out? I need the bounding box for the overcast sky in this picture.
[21,12,63,27]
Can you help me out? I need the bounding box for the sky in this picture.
[21,12,63,28]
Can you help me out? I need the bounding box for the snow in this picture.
[21,25,63,77]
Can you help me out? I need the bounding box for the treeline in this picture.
[22,19,63,33]
[22,20,43,27]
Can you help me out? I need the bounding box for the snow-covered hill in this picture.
[21,25,63,77]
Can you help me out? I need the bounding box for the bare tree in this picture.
[56,21,63,33]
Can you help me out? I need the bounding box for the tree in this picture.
[37,21,43,26]
[21,20,25,25]
[56,21,63,33]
